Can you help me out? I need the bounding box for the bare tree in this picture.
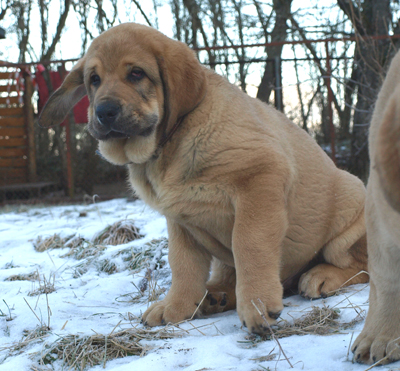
[0,0,10,21]
[337,0,393,180]
[256,0,293,104]
[11,1,32,63]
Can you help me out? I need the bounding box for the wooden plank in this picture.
[0,181,56,191]
[0,158,27,167]
[0,85,18,93]
[0,117,25,127]
[0,107,24,117]
[0,96,21,106]
[0,147,27,157]
[0,72,18,80]
[0,137,27,147]
[0,167,27,177]
[0,127,26,137]
[0,175,27,186]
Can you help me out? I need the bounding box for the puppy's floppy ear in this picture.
[38,58,87,128]
[156,41,207,122]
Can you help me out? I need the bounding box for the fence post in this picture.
[325,42,336,164]
[22,68,37,183]
[274,56,283,112]
[60,63,74,198]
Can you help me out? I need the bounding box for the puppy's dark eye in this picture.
[90,74,101,86]
[129,69,145,82]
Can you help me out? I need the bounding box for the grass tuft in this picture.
[28,273,56,296]
[61,237,106,260]
[0,325,50,359]
[38,326,181,370]
[33,234,73,252]
[97,259,118,274]
[93,220,143,245]
[5,271,40,282]
[245,305,363,343]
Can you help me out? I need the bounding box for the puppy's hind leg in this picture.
[201,258,237,315]
[299,210,369,299]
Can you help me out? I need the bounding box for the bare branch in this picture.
[290,14,342,117]
[0,0,10,21]
[42,0,72,61]
[131,0,153,27]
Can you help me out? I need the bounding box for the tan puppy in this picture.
[352,51,400,364]
[39,23,368,334]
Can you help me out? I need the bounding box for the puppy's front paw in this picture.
[352,323,400,364]
[298,263,367,299]
[142,298,200,326]
[237,292,284,335]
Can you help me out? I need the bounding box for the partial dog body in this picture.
[352,51,400,364]
[39,23,368,334]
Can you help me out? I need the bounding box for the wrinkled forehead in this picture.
[84,26,161,77]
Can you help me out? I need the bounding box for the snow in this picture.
[0,198,397,371]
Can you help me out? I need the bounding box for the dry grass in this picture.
[93,220,143,245]
[116,237,167,272]
[0,325,50,358]
[249,305,363,341]
[97,258,118,274]
[33,234,107,262]
[38,326,182,370]
[30,366,54,371]
[61,237,107,261]
[33,234,70,252]
[2,260,19,269]
[118,269,166,305]
[115,238,168,304]
[34,293,209,370]
[5,271,39,282]
[275,306,341,337]
[28,273,56,297]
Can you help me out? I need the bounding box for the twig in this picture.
[190,290,208,320]
[46,250,55,266]
[23,297,42,325]
[332,284,368,309]
[188,321,206,336]
[347,332,354,360]
[252,299,294,369]
[92,194,103,223]
[61,320,68,330]
[46,293,51,329]
[327,270,369,296]
[109,320,122,336]
[2,299,12,321]
[103,334,107,369]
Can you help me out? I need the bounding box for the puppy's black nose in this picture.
[96,102,120,128]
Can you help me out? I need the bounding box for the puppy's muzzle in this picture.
[96,101,121,129]
[90,99,158,141]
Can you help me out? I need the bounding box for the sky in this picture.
[0,0,357,131]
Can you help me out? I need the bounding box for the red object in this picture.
[35,64,89,124]
[72,96,89,124]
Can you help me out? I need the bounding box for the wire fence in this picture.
[0,34,395,204]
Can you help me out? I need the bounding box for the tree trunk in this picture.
[256,0,292,104]
[338,0,391,181]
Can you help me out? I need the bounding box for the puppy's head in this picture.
[39,23,207,164]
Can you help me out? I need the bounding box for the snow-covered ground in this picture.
[0,198,398,371]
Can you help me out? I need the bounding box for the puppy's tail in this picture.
[375,91,400,213]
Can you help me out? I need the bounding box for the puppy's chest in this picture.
[128,163,233,221]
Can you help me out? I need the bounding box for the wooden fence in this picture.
[0,69,36,186]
